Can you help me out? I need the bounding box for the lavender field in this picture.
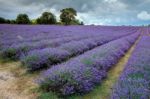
[0,24,150,99]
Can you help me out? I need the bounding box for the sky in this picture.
[0,0,150,25]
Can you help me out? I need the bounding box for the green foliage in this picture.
[70,19,81,25]
[38,92,58,99]
[128,73,144,79]
[36,12,57,24]
[0,8,84,25]
[81,58,93,65]
[0,17,16,24]
[80,21,84,25]
[5,19,11,24]
[10,20,16,24]
[2,48,17,60]
[16,14,31,24]
[56,21,63,25]
[31,19,37,24]
[60,8,77,25]
[0,17,6,23]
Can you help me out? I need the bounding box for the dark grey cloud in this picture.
[0,0,150,25]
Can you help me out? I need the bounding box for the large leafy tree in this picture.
[16,14,30,24]
[60,8,77,25]
[36,12,56,24]
[0,17,6,23]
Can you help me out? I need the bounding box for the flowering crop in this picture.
[22,32,138,71]
[142,27,150,36]
[0,25,139,60]
[38,33,139,95]
[111,36,150,99]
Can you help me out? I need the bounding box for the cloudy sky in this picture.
[0,0,150,25]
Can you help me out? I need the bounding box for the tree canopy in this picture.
[36,12,56,24]
[0,17,6,23]
[60,8,77,25]
[0,8,84,25]
[16,14,30,24]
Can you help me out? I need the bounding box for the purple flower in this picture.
[111,36,150,99]
[38,33,139,95]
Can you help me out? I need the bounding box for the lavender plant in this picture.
[38,33,139,96]
[0,25,139,60]
[22,32,139,71]
[111,36,150,99]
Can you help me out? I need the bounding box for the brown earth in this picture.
[0,61,38,99]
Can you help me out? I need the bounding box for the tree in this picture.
[70,19,81,25]
[5,19,11,24]
[36,12,56,24]
[60,8,77,25]
[10,20,16,24]
[31,19,37,24]
[36,18,41,24]
[16,14,30,24]
[0,17,6,23]
[80,21,84,25]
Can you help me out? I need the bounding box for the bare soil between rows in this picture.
[0,61,38,99]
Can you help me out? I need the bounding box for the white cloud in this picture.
[104,0,118,3]
[0,0,150,25]
[137,11,150,20]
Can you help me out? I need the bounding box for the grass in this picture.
[38,92,59,99]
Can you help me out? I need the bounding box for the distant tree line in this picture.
[0,8,84,25]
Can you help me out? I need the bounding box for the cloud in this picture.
[137,11,150,20]
[0,0,150,25]
[104,0,118,3]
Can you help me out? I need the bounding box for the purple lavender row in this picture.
[0,33,73,47]
[0,32,110,59]
[0,32,99,49]
[38,33,139,96]
[1,34,101,59]
[0,25,139,47]
[0,26,137,60]
[21,31,138,71]
[1,29,103,47]
[0,25,107,44]
[142,27,150,36]
[111,36,150,99]
[0,25,139,52]
[0,25,139,41]
[0,25,83,43]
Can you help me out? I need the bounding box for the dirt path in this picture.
[0,61,38,99]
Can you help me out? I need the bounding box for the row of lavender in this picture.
[111,36,150,99]
[21,31,140,71]
[38,33,140,96]
[1,30,134,60]
[0,26,139,62]
[0,25,139,49]
[142,27,150,36]
[0,34,98,59]
[0,25,138,46]
[0,25,139,43]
